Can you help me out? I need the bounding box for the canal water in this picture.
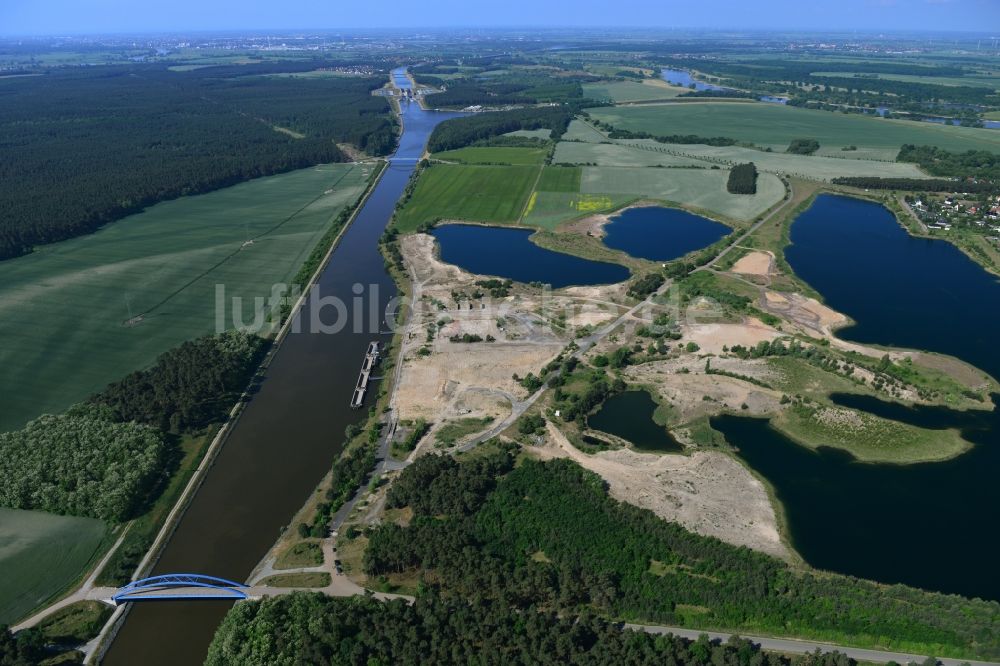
[102,70,462,665]
[430,224,630,288]
[601,206,730,262]
[715,194,1000,601]
[588,390,682,453]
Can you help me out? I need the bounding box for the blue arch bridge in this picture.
[111,574,252,604]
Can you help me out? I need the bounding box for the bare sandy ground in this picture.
[762,290,848,336]
[685,318,782,355]
[625,357,783,422]
[730,250,774,276]
[533,422,789,560]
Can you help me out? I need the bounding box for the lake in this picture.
[431,224,630,288]
[661,68,731,92]
[602,206,730,262]
[588,390,683,453]
[718,193,1000,601]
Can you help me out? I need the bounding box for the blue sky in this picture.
[1,0,998,36]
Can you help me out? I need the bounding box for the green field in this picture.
[503,128,552,139]
[554,141,709,168]
[536,166,582,192]
[393,164,538,232]
[612,139,928,181]
[524,192,639,229]
[0,508,108,624]
[588,102,1000,153]
[432,146,549,165]
[811,71,1000,90]
[562,119,608,142]
[582,80,685,102]
[580,167,784,221]
[0,163,369,432]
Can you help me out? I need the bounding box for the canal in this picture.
[102,70,461,665]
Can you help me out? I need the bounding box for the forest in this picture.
[727,163,758,194]
[206,591,859,666]
[0,332,267,522]
[90,331,268,433]
[417,66,595,108]
[897,145,1000,181]
[427,106,575,152]
[362,450,1000,658]
[0,64,395,259]
[0,404,168,522]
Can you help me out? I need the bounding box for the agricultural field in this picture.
[613,140,929,180]
[535,166,582,192]
[562,119,608,142]
[810,71,1000,90]
[524,192,639,229]
[580,166,784,221]
[503,128,552,139]
[393,164,538,232]
[0,163,370,432]
[582,80,685,103]
[554,141,709,168]
[588,102,1000,154]
[432,146,549,165]
[0,508,108,624]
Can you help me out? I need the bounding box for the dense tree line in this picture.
[421,68,592,108]
[550,367,627,424]
[831,176,996,193]
[362,452,1000,657]
[0,405,169,522]
[627,272,665,299]
[90,331,267,433]
[727,163,758,194]
[787,139,820,155]
[300,437,378,538]
[0,65,394,259]
[600,124,738,147]
[0,627,45,666]
[897,145,1000,181]
[427,107,575,152]
[206,591,856,666]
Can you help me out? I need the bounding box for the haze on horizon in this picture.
[1,0,998,37]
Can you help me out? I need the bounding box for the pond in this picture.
[588,390,683,453]
[602,206,730,262]
[719,193,1000,601]
[430,224,630,288]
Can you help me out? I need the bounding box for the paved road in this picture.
[629,623,998,666]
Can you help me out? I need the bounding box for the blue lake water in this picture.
[716,193,1000,601]
[661,68,731,92]
[602,206,730,262]
[431,224,630,288]
[588,390,683,453]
